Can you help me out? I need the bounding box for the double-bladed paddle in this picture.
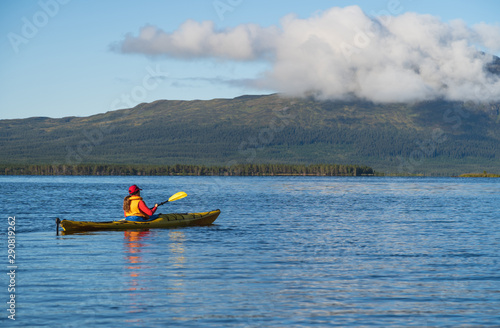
[157,191,187,207]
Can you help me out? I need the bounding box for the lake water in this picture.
[1,176,499,327]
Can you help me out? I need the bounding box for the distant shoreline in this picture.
[459,172,500,178]
[2,164,499,177]
[0,163,375,177]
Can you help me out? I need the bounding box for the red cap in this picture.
[128,185,142,194]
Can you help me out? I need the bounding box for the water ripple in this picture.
[1,176,499,327]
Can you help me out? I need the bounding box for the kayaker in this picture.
[123,185,159,221]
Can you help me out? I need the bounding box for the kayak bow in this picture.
[58,209,220,233]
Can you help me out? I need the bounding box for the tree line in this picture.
[0,163,374,176]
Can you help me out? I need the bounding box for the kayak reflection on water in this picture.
[123,229,187,295]
[123,230,151,317]
[124,230,151,283]
[123,229,188,320]
[168,231,186,269]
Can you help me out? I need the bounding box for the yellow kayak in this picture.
[58,209,220,233]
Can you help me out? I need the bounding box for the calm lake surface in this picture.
[1,176,499,327]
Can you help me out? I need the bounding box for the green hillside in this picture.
[1,94,499,175]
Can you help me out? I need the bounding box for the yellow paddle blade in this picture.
[168,191,187,202]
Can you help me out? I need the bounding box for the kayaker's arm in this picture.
[138,200,158,216]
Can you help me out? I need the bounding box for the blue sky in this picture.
[1,0,499,119]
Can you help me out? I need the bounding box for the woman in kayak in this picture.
[123,185,159,221]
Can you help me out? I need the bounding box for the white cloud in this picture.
[117,20,278,60]
[114,6,500,102]
[473,22,500,51]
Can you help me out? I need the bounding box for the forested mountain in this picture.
[1,94,499,175]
